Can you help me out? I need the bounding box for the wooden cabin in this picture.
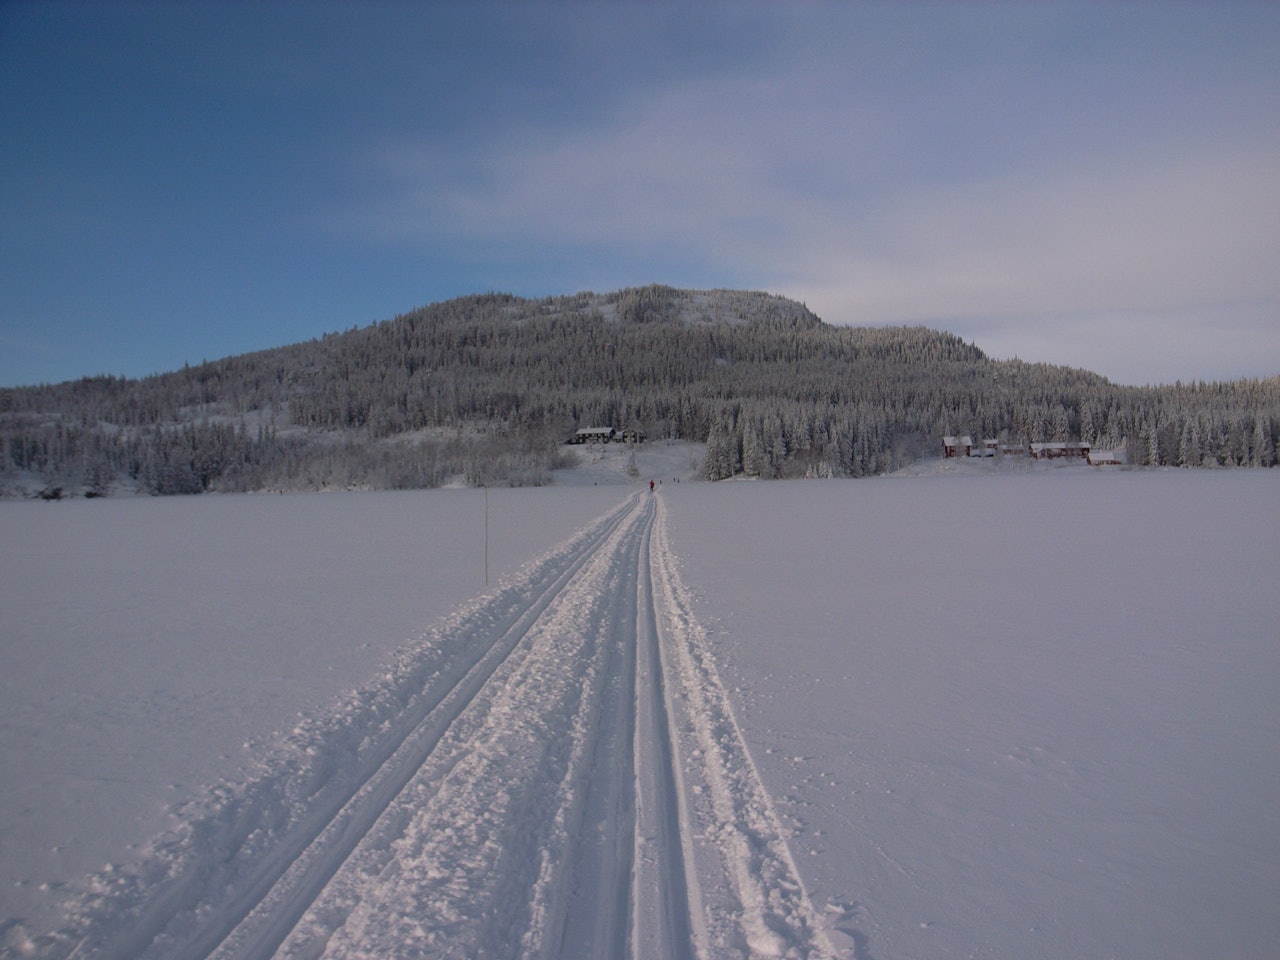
[569,427,616,444]
[1088,448,1125,466]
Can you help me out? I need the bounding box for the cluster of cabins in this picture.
[566,426,646,445]
[942,436,1125,466]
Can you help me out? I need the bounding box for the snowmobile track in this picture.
[61,493,835,960]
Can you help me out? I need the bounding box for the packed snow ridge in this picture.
[37,493,833,960]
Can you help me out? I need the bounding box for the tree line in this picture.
[2,285,1276,494]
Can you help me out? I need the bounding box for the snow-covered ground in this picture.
[1,458,1276,959]
[0,486,629,950]
[662,469,1279,960]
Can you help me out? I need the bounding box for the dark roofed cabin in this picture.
[569,427,616,444]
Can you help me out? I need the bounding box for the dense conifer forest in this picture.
[2,286,1277,495]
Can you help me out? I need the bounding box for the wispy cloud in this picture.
[346,64,1278,362]
[6,1,1276,386]
[348,72,810,249]
[323,4,1280,383]
[788,146,1280,321]
[952,303,1279,386]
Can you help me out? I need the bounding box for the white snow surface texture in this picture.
[1,468,1277,960]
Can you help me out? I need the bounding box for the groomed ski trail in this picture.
[50,493,836,960]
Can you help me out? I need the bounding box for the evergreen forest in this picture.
[2,286,1277,495]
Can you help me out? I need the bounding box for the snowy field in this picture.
[1,456,1276,959]
[662,470,1279,960]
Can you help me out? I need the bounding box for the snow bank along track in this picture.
[49,494,834,960]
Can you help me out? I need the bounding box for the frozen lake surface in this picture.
[1,462,1276,958]
[661,471,1279,959]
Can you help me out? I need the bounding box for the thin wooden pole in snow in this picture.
[484,484,489,587]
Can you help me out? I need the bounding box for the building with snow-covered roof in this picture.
[1030,441,1091,460]
[569,427,616,444]
[1088,448,1126,466]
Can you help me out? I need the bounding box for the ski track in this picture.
[42,494,835,960]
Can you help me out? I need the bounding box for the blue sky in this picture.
[2,1,1277,388]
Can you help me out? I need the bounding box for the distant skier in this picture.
[649,480,655,492]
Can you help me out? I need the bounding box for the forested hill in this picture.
[2,285,1277,495]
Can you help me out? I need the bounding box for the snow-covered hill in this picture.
[6,285,1277,496]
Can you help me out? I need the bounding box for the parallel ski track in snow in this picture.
[55,493,835,960]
